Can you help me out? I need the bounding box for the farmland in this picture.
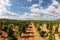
[0,20,60,40]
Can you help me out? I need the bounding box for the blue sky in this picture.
[0,0,60,20]
[9,0,51,13]
[9,0,39,14]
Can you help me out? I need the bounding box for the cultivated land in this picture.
[0,20,60,40]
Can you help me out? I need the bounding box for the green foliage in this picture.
[8,24,17,40]
[37,27,41,31]
[39,31,46,37]
[48,35,54,40]
[49,23,53,30]
[18,21,29,33]
[55,27,58,33]
[3,25,8,32]
[47,23,49,29]
[0,20,60,40]
[58,33,60,37]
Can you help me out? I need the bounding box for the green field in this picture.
[0,20,60,40]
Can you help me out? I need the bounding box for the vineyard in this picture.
[0,20,60,40]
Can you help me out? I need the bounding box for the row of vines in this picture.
[33,20,60,40]
[0,20,60,40]
[0,20,30,40]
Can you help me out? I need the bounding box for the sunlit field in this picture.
[0,19,60,40]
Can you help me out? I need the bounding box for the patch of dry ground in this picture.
[18,22,41,40]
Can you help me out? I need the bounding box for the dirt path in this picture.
[55,34,60,40]
[18,22,42,40]
[31,22,41,40]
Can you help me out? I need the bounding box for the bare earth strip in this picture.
[18,22,42,40]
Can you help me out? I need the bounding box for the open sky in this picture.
[0,0,60,20]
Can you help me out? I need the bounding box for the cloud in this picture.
[27,0,32,2]
[52,0,59,6]
[0,0,60,20]
[19,0,60,20]
[0,0,19,19]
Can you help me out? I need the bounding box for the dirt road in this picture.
[18,22,41,40]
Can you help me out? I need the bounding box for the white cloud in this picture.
[0,0,19,19]
[52,0,59,6]
[19,0,60,20]
[27,0,32,2]
[0,0,60,20]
